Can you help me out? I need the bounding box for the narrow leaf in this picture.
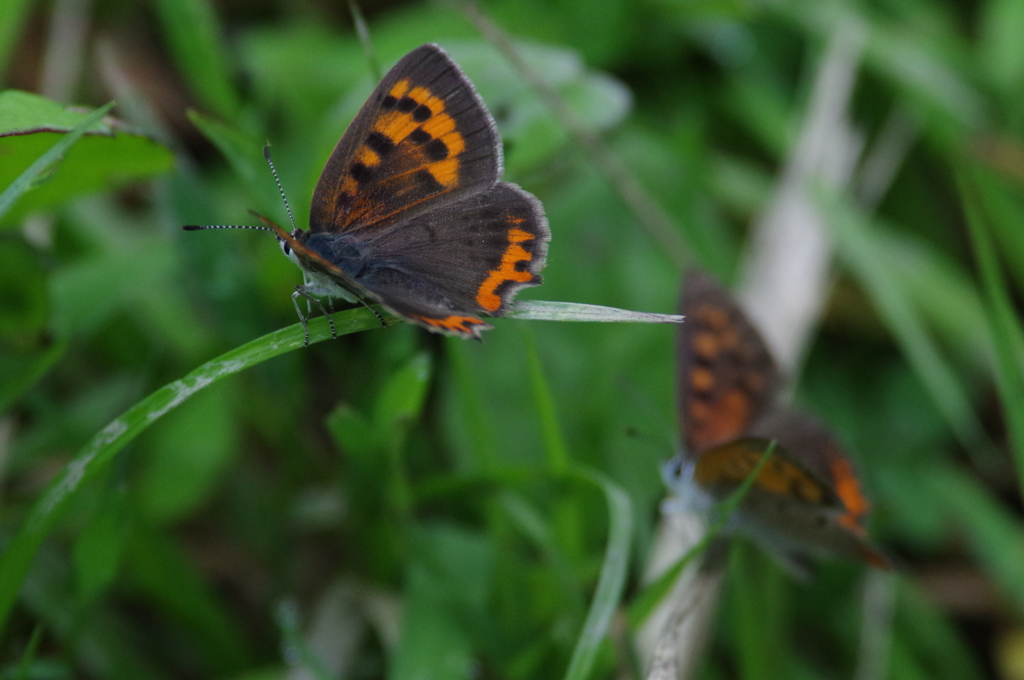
[817,185,995,464]
[153,0,239,117]
[0,310,391,632]
[0,101,114,220]
[563,466,633,680]
[509,300,684,324]
[523,328,570,473]
[959,169,1024,498]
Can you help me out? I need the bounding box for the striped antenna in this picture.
[182,145,296,234]
[263,145,297,232]
[181,223,275,232]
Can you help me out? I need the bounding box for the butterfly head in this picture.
[660,451,716,516]
[277,228,306,265]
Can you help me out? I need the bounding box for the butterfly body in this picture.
[665,270,891,573]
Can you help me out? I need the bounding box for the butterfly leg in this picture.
[291,289,312,346]
[325,299,340,335]
[355,298,386,328]
[323,301,338,339]
[292,286,337,346]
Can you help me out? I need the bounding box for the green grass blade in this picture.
[959,169,1024,498]
[447,341,499,471]
[563,466,633,680]
[818,185,994,463]
[0,310,391,632]
[0,339,66,414]
[522,327,570,473]
[508,300,684,324]
[0,0,35,79]
[187,110,263,183]
[0,101,114,220]
[926,465,1024,613]
[153,0,239,118]
[13,624,44,680]
[628,537,705,631]
[347,0,381,82]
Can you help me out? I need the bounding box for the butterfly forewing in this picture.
[678,270,781,454]
[310,44,502,235]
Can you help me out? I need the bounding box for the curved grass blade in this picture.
[13,624,44,680]
[816,184,996,465]
[0,309,392,632]
[523,328,570,473]
[152,0,239,118]
[0,101,114,220]
[563,465,633,680]
[959,169,1024,499]
[347,0,380,82]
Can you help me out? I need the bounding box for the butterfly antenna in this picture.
[182,223,275,232]
[263,145,297,232]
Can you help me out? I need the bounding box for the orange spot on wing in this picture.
[408,86,444,114]
[373,111,420,145]
[440,130,465,155]
[695,306,730,330]
[357,147,380,167]
[389,80,411,98]
[830,456,871,530]
[422,112,455,137]
[692,331,720,359]
[689,388,750,448]
[412,314,487,335]
[428,158,460,187]
[690,367,715,391]
[475,226,537,312]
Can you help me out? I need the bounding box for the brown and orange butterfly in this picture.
[186,44,549,342]
[663,270,891,574]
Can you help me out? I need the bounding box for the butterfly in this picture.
[662,269,892,574]
[185,44,549,342]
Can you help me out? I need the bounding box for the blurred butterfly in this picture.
[185,44,549,343]
[662,269,892,575]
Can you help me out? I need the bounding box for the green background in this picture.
[2,0,1024,678]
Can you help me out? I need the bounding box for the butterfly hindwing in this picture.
[348,180,548,315]
[750,407,874,532]
[310,44,502,235]
[693,437,842,510]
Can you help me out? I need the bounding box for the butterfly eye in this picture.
[661,454,687,485]
[279,240,291,256]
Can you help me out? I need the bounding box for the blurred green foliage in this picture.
[2,0,1024,679]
